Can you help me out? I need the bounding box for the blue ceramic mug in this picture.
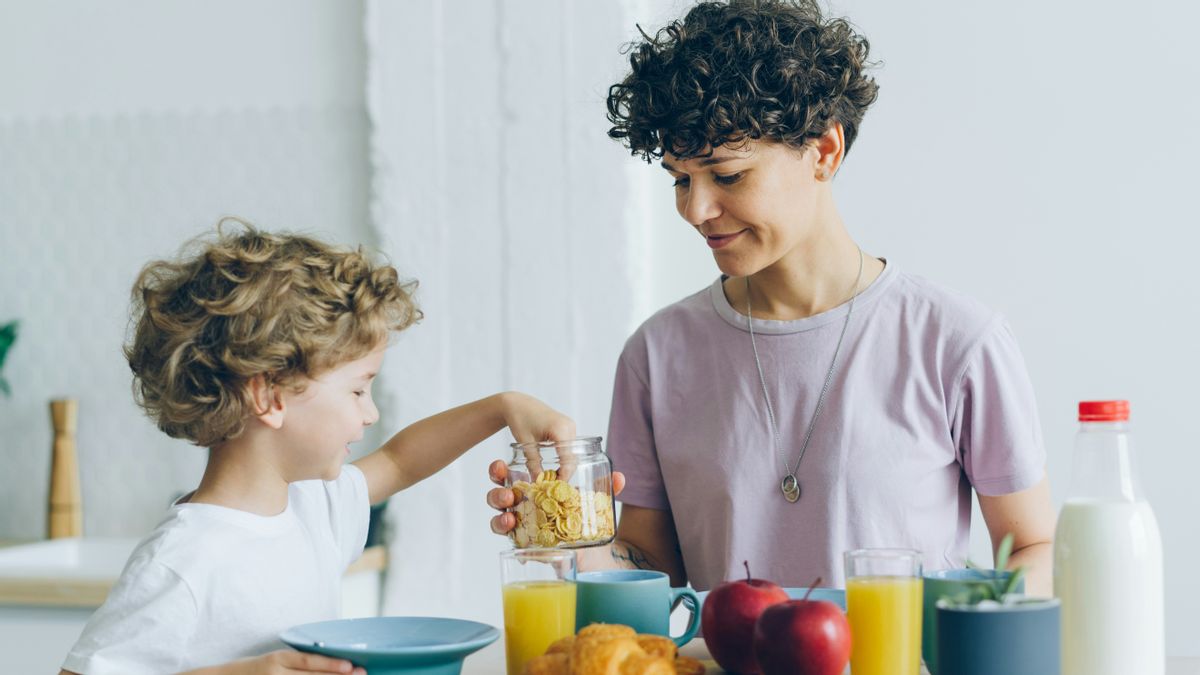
[575,570,700,647]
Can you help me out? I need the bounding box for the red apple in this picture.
[752,583,851,675]
[701,561,789,674]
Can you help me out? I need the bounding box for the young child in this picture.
[61,222,575,675]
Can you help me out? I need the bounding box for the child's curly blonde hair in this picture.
[124,219,421,447]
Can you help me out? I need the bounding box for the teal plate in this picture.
[281,616,500,675]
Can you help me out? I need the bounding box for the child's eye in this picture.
[714,172,744,186]
[354,390,366,397]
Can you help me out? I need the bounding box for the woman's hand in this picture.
[180,650,366,674]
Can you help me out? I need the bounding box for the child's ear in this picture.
[247,375,286,430]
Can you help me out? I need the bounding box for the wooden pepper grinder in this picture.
[48,398,83,538]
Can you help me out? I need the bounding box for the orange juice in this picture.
[846,575,923,675]
[502,580,576,675]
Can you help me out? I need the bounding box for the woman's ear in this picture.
[247,375,285,430]
[813,123,846,181]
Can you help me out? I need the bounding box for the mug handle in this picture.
[669,586,701,647]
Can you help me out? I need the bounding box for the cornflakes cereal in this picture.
[509,471,615,548]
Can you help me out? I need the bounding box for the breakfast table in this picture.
[461,637,1200,675]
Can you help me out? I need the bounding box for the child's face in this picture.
[278,344,386,482]
[661,139,827,278]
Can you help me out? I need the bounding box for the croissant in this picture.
[522,623,705,675]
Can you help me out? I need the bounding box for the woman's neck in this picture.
[724,230,884,321]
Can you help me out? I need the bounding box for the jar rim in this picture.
[509,436,603,451]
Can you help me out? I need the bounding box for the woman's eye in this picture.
[714,172,744,186]
[672,176,690,188]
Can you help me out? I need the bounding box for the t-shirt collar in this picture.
[710,258,896,334]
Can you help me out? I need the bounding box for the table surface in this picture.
[462,638,1200,675]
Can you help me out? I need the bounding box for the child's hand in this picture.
[499,392,577,479]
[487,460,626,536]
[498,391,577,447]
[487,392,624,536]
[207,650,366,675]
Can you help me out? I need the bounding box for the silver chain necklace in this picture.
[747,248,864,503]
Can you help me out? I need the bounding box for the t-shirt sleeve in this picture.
[61,557,198,675]
[606,341,671,511]
[951,317,1047,496]
[325,463,371,569]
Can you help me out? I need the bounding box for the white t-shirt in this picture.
[62,465,370,675]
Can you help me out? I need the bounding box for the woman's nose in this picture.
[680,183,721,226]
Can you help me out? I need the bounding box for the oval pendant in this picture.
[781,474,800,503]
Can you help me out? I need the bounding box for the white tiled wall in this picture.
[0,106,372,538]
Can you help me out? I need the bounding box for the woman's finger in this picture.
[487,487,514,511]
[613,471,626,496]
[489,459,509,486]
[491,512,516,535]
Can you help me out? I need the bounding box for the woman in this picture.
[488,0,1055,595]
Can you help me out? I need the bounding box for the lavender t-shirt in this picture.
[606,262,1045,590]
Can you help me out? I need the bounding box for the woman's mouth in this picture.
[706,230,746,249]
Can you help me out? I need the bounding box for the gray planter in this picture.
[935,598,1060,675]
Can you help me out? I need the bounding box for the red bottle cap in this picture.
[1078,400,1130,422]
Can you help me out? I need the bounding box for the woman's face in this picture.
[662,138,830,278]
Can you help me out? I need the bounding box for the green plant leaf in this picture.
[995,532,1014,571]
[1001,566,1025,598]
[0,320,16,362]
[0,377,9,397]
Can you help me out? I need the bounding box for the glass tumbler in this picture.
[845,548,924,675]
[499,548,577,675]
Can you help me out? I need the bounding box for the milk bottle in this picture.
[1054,400,1164,675]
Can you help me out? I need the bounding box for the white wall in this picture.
[634,0,1200,657]
[364,0,636,626]
[2,0,1196,660]
[0,0,372,538]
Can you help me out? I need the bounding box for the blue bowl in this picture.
[280,616,500,675]
[694,587,846,631]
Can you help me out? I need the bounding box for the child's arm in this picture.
[353,391,574,505]
[59,650,364,675]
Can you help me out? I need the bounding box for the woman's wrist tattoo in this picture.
[610,542,653,569]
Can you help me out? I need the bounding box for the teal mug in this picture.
[575,570,700,647]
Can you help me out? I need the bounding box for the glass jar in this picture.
[506,436,615,549]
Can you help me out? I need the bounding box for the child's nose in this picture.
[364,399,380,426]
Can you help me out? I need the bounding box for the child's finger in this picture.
[278,650,357,672]
[556,446,578,482]
[488,459,509,486]
[613,471,626,496]
[523,445,545,478]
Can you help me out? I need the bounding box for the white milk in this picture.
[1054,499,1164,675]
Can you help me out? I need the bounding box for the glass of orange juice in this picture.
[845,548,924,675]
[500,548,577,675]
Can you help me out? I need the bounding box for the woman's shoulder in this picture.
[881,268,1014,369]
[625,280,719,341]
[889,269,1000,328]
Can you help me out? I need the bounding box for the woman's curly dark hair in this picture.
[607,0,879,162]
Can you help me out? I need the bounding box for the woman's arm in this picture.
[576,504,688,587]
[978,475,1056,597]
